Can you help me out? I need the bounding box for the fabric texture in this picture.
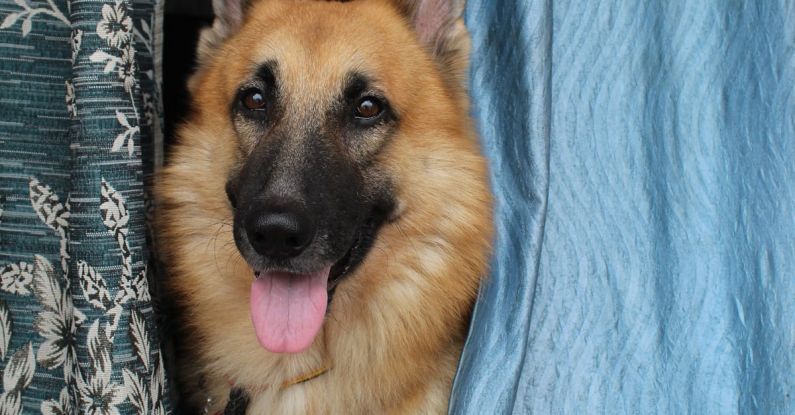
[452,1,795,413]
[0,0,170,413]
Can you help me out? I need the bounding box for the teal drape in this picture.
[0,0,171,413]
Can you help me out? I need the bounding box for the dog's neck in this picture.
[208,361,333,414]
[230,359,333,390]
[209,332,334,414]
[217,361,332,414]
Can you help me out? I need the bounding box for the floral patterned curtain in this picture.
[0,0,170,413]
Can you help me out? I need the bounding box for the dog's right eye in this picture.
[241,89,267,111]
[355,97,383,119]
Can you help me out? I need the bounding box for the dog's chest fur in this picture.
[203,325,461,414]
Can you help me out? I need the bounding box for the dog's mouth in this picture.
[328,216,379,291]
[249,215,384,354]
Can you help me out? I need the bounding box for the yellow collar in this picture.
[211,332,333,413]
[280,362,333,389]
[222,359,333,395]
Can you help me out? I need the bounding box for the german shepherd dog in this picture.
[156,0,492,412]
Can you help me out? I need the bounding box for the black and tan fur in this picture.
[156,0,492,412]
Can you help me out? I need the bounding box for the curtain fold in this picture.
[450,0,551,413]
[453,1,795,413]
[0,0,170,413]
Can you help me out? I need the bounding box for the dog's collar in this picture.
[209,330,334,414]
[280,362,333,389]
[224,359,333,390]
[207,363,333,415]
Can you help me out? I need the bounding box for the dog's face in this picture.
[224,20,402,352]
[224,39,401,283]
[167,0,487,356]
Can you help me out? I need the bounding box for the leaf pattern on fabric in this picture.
[40,387,71,415]
[89,0,145,158]
[77,261,112,311]
[0,263,33,296]
[110,111,140,157]
[121,354,166,415]
[141,92,155,126]
[3,342,34,393]
[121,353,167,415]
[121,369,149,413]
[29,179,69,235]
[90,50,121,74]
[65,80,77,118]
[96,0,132,48]
[0,392,22,415]
[76,319,126,415]
[100,179,130,244]
[0,343,36,415]
[129,308,150,370]
[118,44,136,93]
[75,178,162,412]
[32,255,79,375]
[117,267,151,305]
[70,28,82,64]
[150,354,166,414]
[29,178,71,279]
[0,301,10,361]
[0,0,69,36]
[99,178,134,282]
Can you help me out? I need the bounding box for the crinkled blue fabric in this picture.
[452,1,795,413]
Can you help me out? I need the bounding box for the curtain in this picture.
[0,0,171,413]
[452,1,795,413]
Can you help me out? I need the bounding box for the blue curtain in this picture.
[453,1,795,413]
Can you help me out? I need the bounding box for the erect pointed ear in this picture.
[196,0,252,64]
[389,0,470,87]
[189,0,252,93]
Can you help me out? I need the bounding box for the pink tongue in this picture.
[250,267,330,354]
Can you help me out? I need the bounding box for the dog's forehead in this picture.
[229,0,419,102]
[251,32,370,101]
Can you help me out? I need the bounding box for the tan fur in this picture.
[156,0,492,413]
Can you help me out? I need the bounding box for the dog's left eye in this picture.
[355,97,383,119]
[241,89,267,111]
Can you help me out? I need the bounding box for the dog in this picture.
[156,0,492,412]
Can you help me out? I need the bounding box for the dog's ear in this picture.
[389,0,470,87]
[196,0,252,64]
[188,0,252,93]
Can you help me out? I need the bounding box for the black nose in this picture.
[244,201,314,259]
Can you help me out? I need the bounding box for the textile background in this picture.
[0,0,170,413]
[452,1,795,413]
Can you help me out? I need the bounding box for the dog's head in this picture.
[171,0,489,355]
